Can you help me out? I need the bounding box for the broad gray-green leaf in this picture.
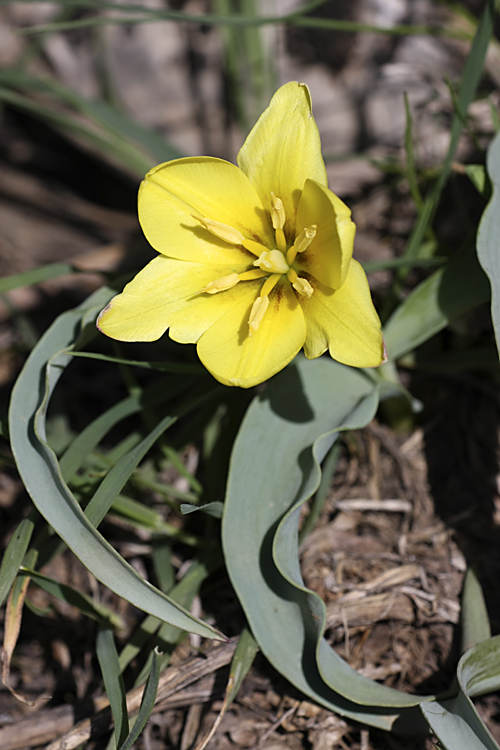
[9,288,224,641]
[383,246,491,361]
[223,357,429,733]
[421,636,500,750]
[477,129,500,360]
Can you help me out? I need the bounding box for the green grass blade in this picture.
[0,86,152,177]
[85,385,218,529]
[110,495,199,545]
[361,257,446,273]
[225,628,259,706]
[0,263,78,294]
[97,626,129,748]
[20,568,123,627]
[404,93,423,212]
[0,70,182,164]
[151,537,174,594]
[119,648,160,750]
[383,245,491,361]
[0,512,36,607]
[130,558,218,686]
[59,392,146,482]
[70,351,203,374]
[461,568,491,654]
[13,1,470,39]
[399,0,496,271]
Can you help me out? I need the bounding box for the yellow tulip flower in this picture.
[97,82,385,388]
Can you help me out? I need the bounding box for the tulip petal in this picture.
[295,179,355,290]
[237,82,327,239]
[139,157,274,265]
[301,260,384,367]
[197,280,306,388]
[97,256,251,343]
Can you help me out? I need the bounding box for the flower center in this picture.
[194,195,316,335]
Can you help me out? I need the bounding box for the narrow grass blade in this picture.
[180,501,223,518]
[14,1,469,39]
[193,628,259,750]
[0,263,77,294]
[348,257,445,275]
[119,559,214,675]
[404,93,423,212]
[461,568,491,654]
[383,245,491,361]
[84,382,218,529]
[0,68,183,164]
[97,626,129,748]
[119,648,160,750]
[70,350,203,374]
[151,537,174,594]
[0,86,152,177]
[399,0,496,270]
[20,568,123,627]
[110,495,199,545]
[226,628,259,706]
[0,512,36,608]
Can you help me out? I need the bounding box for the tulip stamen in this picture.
[286,225,316,265]
[271,193,287,253]
[192,216,245,245]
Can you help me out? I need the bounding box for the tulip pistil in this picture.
[196,197,316,331]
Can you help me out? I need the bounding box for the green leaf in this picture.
[8,288,224,641]
[477,130,500,360]
[59,383,175,483]
[226,628,259,706]
[461,569,491,655]
[0,85,152,178]
[11,0,470,38]
[70,350,203,375]
[223,357,429,732]
[421,636,500,750]
[399,0,496,271]
[84,382,219,530]
[180,501,224,518]
[0,512,36,608]
[0,263,78,294]
[465,164,490,196]
[118,559,214,675]
[119,648,161,750]
[20,568,123,627]
[97,626,129,748]
[383,246,491,361]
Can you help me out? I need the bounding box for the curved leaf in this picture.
[421,636,500,750]
[477,129,500,360]
[383,245,490,362]
[223,357,429,732]
[9,288,224,641]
